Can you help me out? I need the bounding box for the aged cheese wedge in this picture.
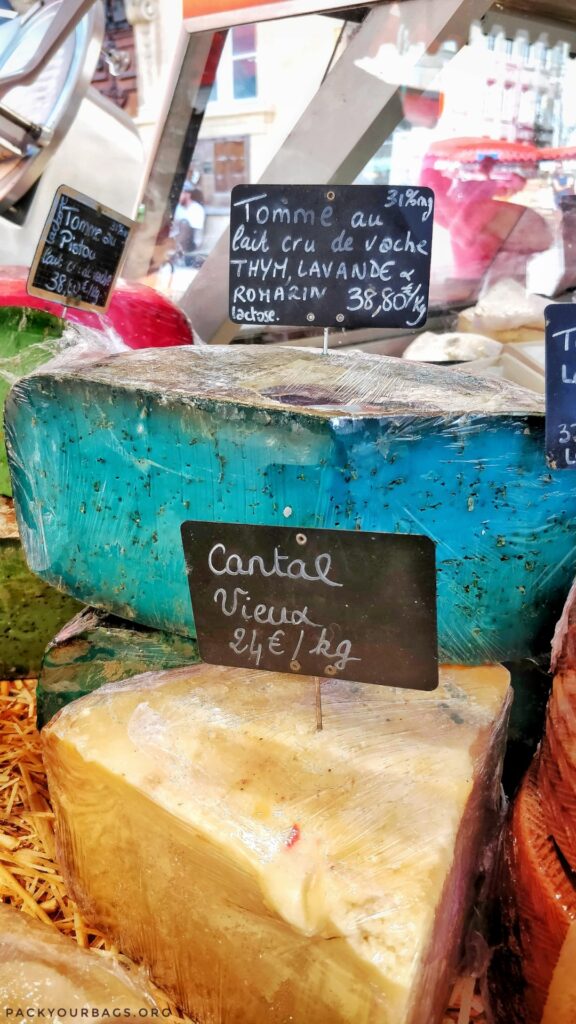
[37,607,199,728]
[0,904,161,1016]
[487,765,576,1024]
[6,345,574,663]
[44,662,511,1024]
[0,498,81,678]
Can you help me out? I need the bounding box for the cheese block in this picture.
[43,662,511,1024]
[6,345,574,663]
[536,670,576,870]
[0,498,82,678]
[457,280,548,345]
[551,576,576,673]
[487,765,576,1024]
[37,607,199,728]
[0,904,161,1016]
[0,269,194,349]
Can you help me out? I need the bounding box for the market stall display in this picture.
[42,662,511,1024]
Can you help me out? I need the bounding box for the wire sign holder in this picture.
[183,183,437,730]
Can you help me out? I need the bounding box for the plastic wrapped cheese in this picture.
[537,582,576,869]
[536,671,576,872]
[0,268,194,349]
[43,662,511,1024]
[0,904,161,1015]
[457,279,549,343]
[6,343,576,664]
[403,331,502,363]
[37,607,199,728]
[487,766,576,1024]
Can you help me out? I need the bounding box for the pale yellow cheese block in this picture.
[43,664,511,1024]
[0,905,160,1019]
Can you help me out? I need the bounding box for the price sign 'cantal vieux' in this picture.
[182,522,438,691]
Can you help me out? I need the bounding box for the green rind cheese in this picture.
[37,607,199,728]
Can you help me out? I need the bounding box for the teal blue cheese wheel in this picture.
[5,345,572,663]
[37,607,199,728]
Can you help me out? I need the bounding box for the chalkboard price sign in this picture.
[182,521,438,690]
[27,185,133,313]
[545,303,576,469]
[229,184,434,329]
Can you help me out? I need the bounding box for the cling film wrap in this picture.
[0,903,162,1015]
[42,661,512,1024]
[4,342,575,664]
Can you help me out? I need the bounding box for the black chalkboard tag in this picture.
[229,184,434,330]
[545,303,576,469]
[181,521,438,691]
[27,185,133,313]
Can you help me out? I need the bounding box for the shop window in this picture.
[211,26,258,105]
[232,24,257,99]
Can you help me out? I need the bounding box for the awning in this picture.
[183,0,365,31]
[428,137,541,164]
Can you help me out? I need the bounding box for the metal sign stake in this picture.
[323,327,330,356]
[315,677,323,731]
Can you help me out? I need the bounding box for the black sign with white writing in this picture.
[181,521,438,690]
[545,303,576,469]
[228,184,434,329]
[28,185,133,312]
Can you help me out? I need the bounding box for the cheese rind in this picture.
[0,904,160,1016]
[5,345,570,663]
[37,607,199,728]
[44,662,511,1024]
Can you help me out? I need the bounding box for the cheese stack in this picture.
[6,342,576,664]
[0,904,161,1015]
[43,662,511,1024]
